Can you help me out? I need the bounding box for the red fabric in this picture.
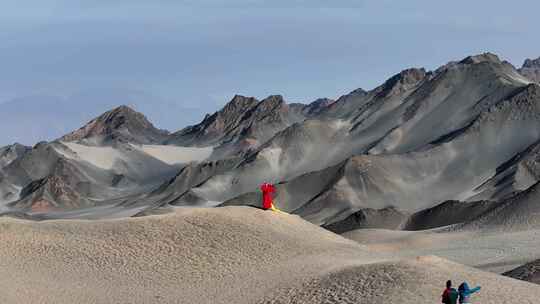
[260,183,275,209]
[442,289,449,303]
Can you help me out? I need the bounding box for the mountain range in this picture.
[0,89,203,146]
[2,52,540,236]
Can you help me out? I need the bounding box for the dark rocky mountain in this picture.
[519,57,540,83]
[290,98,335,117]
[0,106,184,216]
[403,200,497,231]
[60,105,170,145]
[0,89,194,147]
[167,95,308,158]
[467,138,540,201]
[503,259,540,284]
[204,53,540,226]
[167,95,259,146]
[0,143,29,168]
[323,207,408,233]
[3,52,540,230]
[10,158,95,212]
[460,181,540,231]
[144,158,240,207]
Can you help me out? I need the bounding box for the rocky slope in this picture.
[217,54,539,227]
[504,259,540,284]
[167,95,307,158]
[519,56,540,83]
[3,52,540,227]
[61,105,170,145]
[0,107,191,216]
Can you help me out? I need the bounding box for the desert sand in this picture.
[58,142,212,169]
[2,206,540,304]
[60,142,125,170]
[133,144,213,164]
[344,228,540,273]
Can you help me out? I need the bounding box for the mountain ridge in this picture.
[3,52,540,229]
[60,105,170,145]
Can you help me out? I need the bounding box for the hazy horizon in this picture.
[1,0,540,145]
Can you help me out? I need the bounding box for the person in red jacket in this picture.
[442,280,458,304]
[260,182,277,211]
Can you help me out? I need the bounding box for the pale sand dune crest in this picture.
[1,207,540,304]
[0,207,374,303]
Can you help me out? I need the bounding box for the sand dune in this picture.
[2,206,539,304]
[131,144,213,164]
[344,227,540,273]
[0,207,376,303]
[263,256,540,304]
[59,142,211,169]
[59,142,125,170]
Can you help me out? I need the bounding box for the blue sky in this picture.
[1,0,539,145]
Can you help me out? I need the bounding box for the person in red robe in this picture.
[260,182,276,210]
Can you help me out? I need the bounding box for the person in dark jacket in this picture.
[458,282,481,304]
[441,280,458,304]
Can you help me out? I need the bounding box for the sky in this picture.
[1,0,540,145]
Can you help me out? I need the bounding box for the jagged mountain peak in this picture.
[523,57,540,69]
[60,105,169,145]
[220,95,259,115]
[309,98,334,106]
[93,104,151,126]
[111,104,135,112]
[169,95,260,146]
[1,143,29,155]
[253,95,286,112]
[376,67,427,97]
[168,94,303,153]
[0,143,30,168]
[349,88,368,95]
[288,98,335,118]
[459,52,502,65]
[305,98,334,113]
[193,95,259,129]
[393,68,427,83]
[519,56,540,83]
[323,68,428,120]
[260,94,285,103]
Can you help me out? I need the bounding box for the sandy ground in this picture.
[132,144,213,164]
[343,228,540,273]
[58,142,212,170]
[2,207,540,304]
[262,256,540,304]
[60,142,124,169]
